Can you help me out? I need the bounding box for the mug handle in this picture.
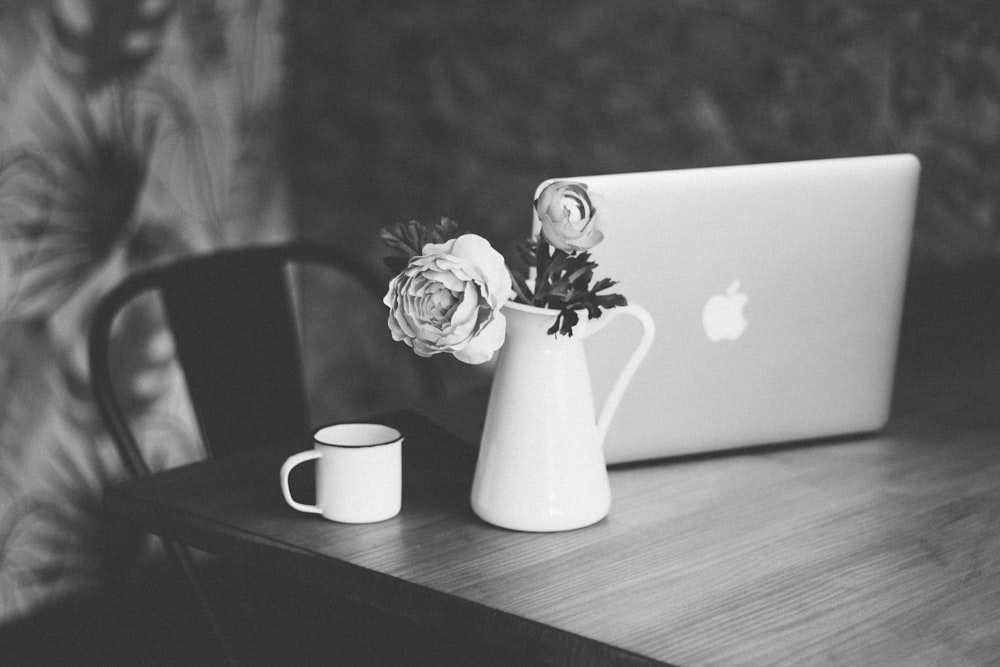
[280,450,323,514]
[585,303,656,446]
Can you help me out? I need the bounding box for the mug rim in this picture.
[312,422,402,449]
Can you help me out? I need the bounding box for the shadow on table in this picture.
[0,556,523,666]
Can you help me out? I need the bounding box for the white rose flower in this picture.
[535,181,603,253]
[383,233,512,364]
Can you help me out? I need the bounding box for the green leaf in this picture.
[547,308,580,336]
[591,277,617,293]
[380,220,426,257]
[596,293,628,309]
[510,270,534,304]
[380,218,461,275]
[380,217,460,258]
[428,217,459,244]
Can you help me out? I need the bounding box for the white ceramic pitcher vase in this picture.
[471,300,655,532]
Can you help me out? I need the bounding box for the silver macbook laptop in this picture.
[532,154,920,464]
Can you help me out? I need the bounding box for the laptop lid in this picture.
[531,154,920,464]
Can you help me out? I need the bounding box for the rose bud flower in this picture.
[383,233,512,364]
[535,181,604,253]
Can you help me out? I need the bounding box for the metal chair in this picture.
[88,240,432,663]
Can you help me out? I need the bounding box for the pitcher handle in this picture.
[586,304,655,445]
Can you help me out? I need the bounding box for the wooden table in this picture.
[103,261,1000,666]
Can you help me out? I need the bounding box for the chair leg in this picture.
[163,539,240,666]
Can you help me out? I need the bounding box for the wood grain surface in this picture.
[105,390,1000,666]
[104,262,1000,666]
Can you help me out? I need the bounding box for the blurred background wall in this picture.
[1,0,999,629]
[287,0,1000,265]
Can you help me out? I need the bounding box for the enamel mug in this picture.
[280,423,402,523]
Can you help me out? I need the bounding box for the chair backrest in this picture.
[88,241,392,478]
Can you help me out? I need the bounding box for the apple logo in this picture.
[702,280,748,342]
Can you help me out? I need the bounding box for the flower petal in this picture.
[453,311,506,364]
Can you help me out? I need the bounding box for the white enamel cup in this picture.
[280,423,403,523]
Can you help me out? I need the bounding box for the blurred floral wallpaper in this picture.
[2,0,1000,628]
[0,0,287,622]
